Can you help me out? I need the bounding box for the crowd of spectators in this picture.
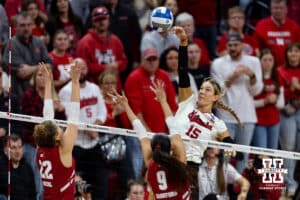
[0,0,300,199]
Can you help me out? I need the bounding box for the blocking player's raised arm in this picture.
[40,62,55,120]
[109,90,152,167]
[60,61,81,155]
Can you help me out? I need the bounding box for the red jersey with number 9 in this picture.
[37,146,75,200]
[147,159,191,200]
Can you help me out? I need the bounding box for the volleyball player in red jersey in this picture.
[33,62,81,200]
[110,87,192,200]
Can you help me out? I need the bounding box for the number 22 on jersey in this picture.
[39,160,53,180]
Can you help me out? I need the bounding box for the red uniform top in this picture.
[49,52,73,81]
[254,78,281,126]
[277,66,300,102]
[255,17,300,65]
[125,67,177,133]
[77,29,128,90]
[37,146,75,200]
[217,33,259,56]
[147,160,191,200]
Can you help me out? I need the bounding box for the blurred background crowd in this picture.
[0,0,300,199]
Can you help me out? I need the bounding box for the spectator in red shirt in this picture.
[125,47,177,133]
[49,29,73,90]
[218,6,259,57]
[21,0,49,45]
[287,0,300,25]
[255,0,300,66]
[124,47,177,180]
[175,12,210,67]
[252,49,284,149]
[77,6,127,91]
[94,0,143,85]
[277,42,300,196]
[98,70,133,199]
[5,0,47,23]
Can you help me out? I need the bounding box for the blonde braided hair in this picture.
[214,100,243,127]
[203,78,243,127]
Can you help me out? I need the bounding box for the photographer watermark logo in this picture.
[257,158,288,183]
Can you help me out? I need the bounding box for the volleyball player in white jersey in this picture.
[160,27,242,163]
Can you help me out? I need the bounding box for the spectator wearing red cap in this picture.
[77,6,127,91]
[125,48,177,134]
[124,47,177,179]
[93,0,142,85]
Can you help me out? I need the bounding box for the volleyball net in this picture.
[1,111,299,160]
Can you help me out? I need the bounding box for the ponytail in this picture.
[215,100,243,127]
[216,154,226,194]
[152,149,188,190]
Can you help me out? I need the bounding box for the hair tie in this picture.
[155,144,161,150]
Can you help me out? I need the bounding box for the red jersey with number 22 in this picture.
[37,146,75,200]
[147,159,191,200]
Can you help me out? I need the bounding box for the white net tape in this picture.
[1,111,300,160]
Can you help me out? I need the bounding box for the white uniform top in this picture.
[198,160,241,200]
[59,81,107,149]
[173,95,227,163]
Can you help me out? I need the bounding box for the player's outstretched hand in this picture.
[39,62,52,85]
[70,61,81,82]
[171,26,188,46]
[150,80,167,103]
[108,89,129,108]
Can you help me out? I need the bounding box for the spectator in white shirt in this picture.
[59,58,108,199]
[210,32,263,172]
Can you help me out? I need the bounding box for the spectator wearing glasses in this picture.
[217,6,259,57]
